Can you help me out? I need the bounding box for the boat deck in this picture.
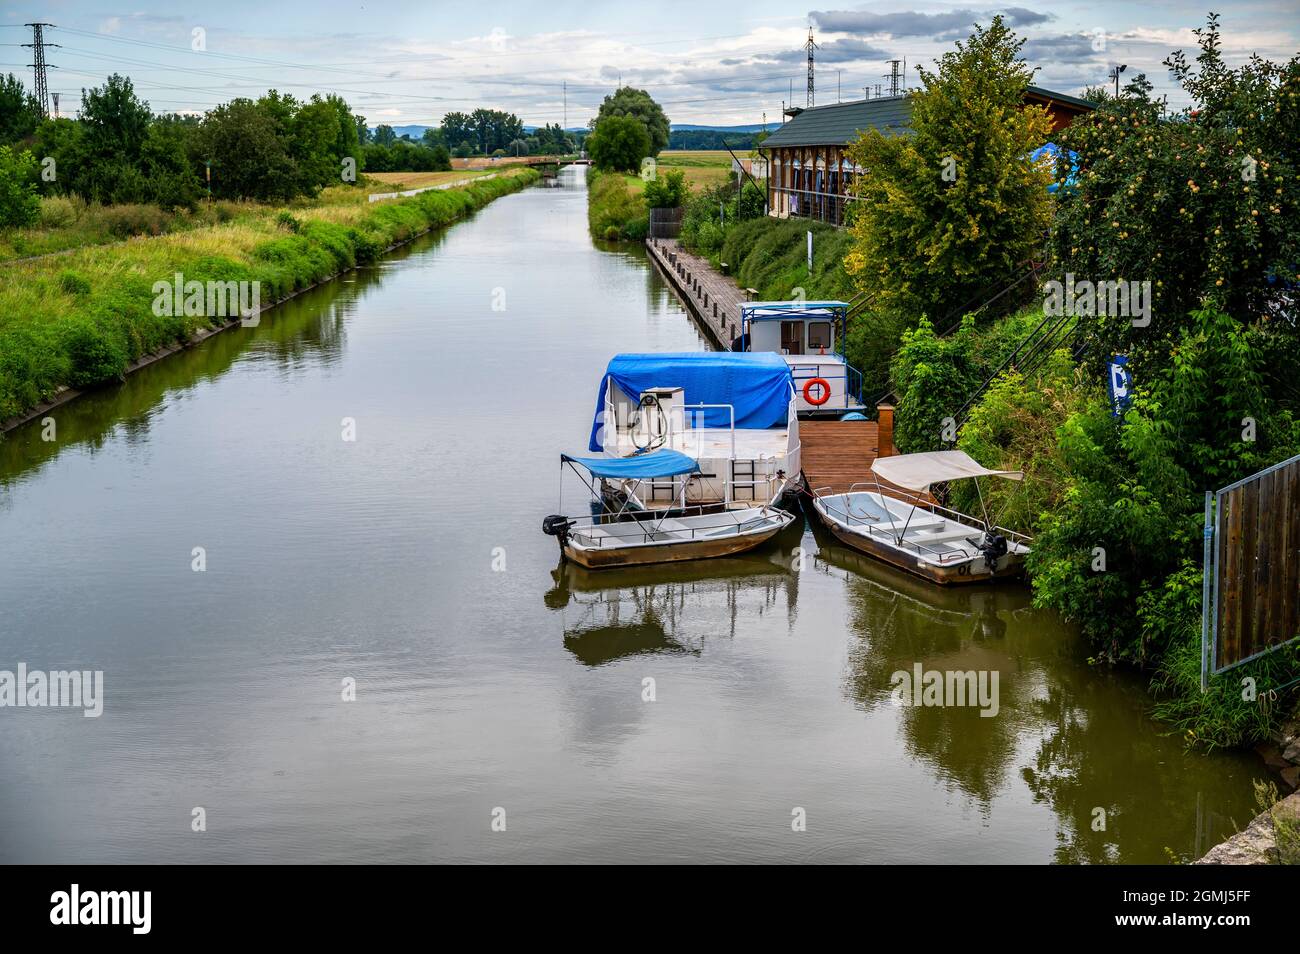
[799,420,929,501]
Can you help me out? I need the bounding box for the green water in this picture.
[0,169,1266,863]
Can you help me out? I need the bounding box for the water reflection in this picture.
[546,521,803,667]
[810,519,1263,862]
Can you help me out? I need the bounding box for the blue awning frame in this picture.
[561,450,700,479]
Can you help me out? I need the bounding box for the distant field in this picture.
[655,150,734,188]
[365,170,494,192]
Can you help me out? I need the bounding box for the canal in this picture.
[0,168,1267,863]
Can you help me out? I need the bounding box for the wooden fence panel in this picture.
[1213,453,1300,671]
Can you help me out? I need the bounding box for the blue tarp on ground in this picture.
[588,352,794,452]
[562,449,700,479]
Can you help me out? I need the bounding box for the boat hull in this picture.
[817,510,1026,586]
[564,523,785,569]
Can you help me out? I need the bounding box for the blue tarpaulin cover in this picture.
[588,353,794,451]
[562,449,700,479]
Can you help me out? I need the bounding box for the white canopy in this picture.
[870,450,1023,492]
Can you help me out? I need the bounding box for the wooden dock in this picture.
[645,238,747,348]
[800,414,927,502]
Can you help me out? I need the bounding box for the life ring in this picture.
[803,377,831,406]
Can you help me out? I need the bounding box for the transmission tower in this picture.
[23,22,58,119]
[805,28,818,107]
[885,59,902,97]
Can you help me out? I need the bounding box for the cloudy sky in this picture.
[2,1,1295,128]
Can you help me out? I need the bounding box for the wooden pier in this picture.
[800,410,926,501]
[646,238,748,348]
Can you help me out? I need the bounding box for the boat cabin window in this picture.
[807,321,833,351]
[780,321,804,355]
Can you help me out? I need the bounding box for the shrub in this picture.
[0,145,41,228]
[60,315,130,388]
[58,271,92,296]
[95,203,170,238]
[37,195,84,229]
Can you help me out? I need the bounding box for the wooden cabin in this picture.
[758,85,1096,226]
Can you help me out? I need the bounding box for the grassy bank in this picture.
[0,168,539,424]
[586,168,648,241]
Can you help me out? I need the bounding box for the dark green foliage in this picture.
[643,169,687,209]
[0,145,40,226]
[586,116,651,173]
[593,87,670,156]
[0,72,40,145]
[585,170,647,240]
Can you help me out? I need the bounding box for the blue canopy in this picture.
[588,352,793,452]
[562,450,700,479]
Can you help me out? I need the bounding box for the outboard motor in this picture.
[542,515,575,553]
[977,530,1008,571]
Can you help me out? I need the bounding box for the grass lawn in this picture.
[655,150,735,189]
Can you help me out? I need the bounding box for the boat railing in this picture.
[786,361,864,407]
[815,485,1031,564]
[568,507,783,547]
[667,403,736,459]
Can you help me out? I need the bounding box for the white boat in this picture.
[587,352,801,510]
[543,450,795,569]
[811,450,1032,585]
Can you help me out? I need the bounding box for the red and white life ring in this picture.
[803,377,831,406]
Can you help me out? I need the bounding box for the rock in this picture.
[1197,791,1300,864]
[1282,766,1300,791]
[1283,738,1300,764]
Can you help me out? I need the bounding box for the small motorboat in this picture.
[543,449,795,569]
[811,450,1031,585]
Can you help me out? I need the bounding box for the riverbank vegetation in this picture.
[0,168,539,423]
[873,14,1300,748]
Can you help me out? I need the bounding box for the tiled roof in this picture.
[759,86,1095,149]
[760,96,912,149]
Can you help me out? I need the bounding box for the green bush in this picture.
[0,145,41,228]
[58,271,92,296]
[585,170,647,240]
[60,315,130,388]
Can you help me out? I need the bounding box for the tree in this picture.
[0,145,40,226]
[643,169,687,208]
[845,16,1053,322]
[1053,13,1300,370]
[593,87,669,156]
[0,73,40,145]
[191,98,299,201]
[373,124,397,145]
[587,114,651,173]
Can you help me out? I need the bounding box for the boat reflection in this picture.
[545,520,803,667]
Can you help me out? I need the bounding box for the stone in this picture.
[1282,766,1300,791]
[1197,791,1300,864]
[1283,738,1300,764]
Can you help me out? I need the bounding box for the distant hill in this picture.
[670,123,767,133]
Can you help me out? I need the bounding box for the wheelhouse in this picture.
[736,300,865,415]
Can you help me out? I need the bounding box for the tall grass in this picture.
[0,169,539,422]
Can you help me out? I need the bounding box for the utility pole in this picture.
[563,80,567,130]
[837,69,841,102]
[805,28,818,108]
[51,91,59,119]
[23,22,58,119]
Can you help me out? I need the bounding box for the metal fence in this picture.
[648,207,684,238]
